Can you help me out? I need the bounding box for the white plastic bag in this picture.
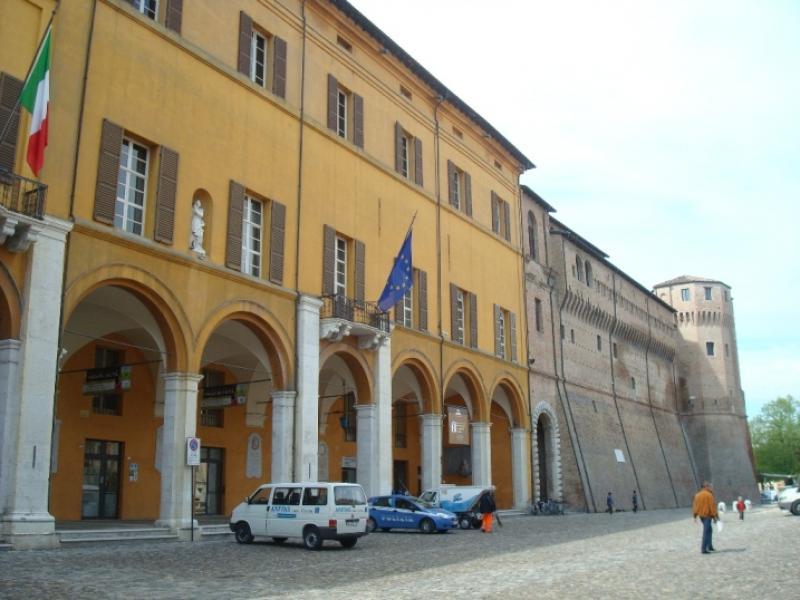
[716,519,724,534]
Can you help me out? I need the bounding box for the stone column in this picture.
[470,422,492,487]
[295,295,321,482]
[1,217,70,549]
[0,340,21,522]
[156,372,202,538]
[356,403,378,498]
[511,427,531,509]
[271,391,296,483]
[420,413,442,491]
[372,338,392,496]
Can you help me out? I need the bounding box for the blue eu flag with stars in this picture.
[377,229,413,312]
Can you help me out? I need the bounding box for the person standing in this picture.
[692,481,719,554]
[736,496,746,520]
[479,491,496,533]
[606,492,614,515]
[632,490,639,513]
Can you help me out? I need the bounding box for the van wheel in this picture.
[340,538,357,549]
[303,526,322,550]
[458,516,472,530]
[420,518,435,534]
[366,517,377,533]
[272,537,287,544]
[234,522,253,544]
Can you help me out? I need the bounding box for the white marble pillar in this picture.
[471,422,492,487]
[356,403,378,498]
[271,391,296,483]
[373,339,392,496]
[0,340,21,521]
[420,413,442,491]
[295,295,321,482]
[156,372,202,538]
[1,217,70,549]
[511,427,531,509]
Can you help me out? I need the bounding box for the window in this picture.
[115,138,149,235]
[447,161,471,215]
[597,335,602,351]
[133,0,158,20]
[585,262,593,287]
[454,288,465,343]
[238,15,287,98]
[336,35,352,52]
[724,290,729,301]
[395,284,413,328]
[343,391,356,442]
[334,236,347,296]
[494,160,502,170]
[327,75,364,148]
[400,85,412,100]
[272,487,302,506]
[725,343,729,357]
[399,133,409,177]
[452,126,463,139]
[681,288,690,301]
[450,285,477,348]
[302,487,328,506]
[491,192,511,241]
[494,304,516,360]
[336,89,348,138]
[704,286,712,301]
[560,324,565,340]
[451,167,461,209]
[570,329,575,343]
[630,377,636,390]
[394,402,407,448]
[394,123,423,185]
[241,195,263,277]
[534,298,543,333]
[613,342,618,359]
[200,369,225,428]
[706,342,715,356]
[497,310,506,358]
[92,347,123,416]
[527,211,538,260]
[250,29,268,87]
[575,256,584,282]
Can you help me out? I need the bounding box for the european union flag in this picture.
[377,229,413,312]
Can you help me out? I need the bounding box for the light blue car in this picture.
[367,495,458,533]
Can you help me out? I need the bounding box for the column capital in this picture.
[355,402,377,415]
[161,372,203,384]
[471,421,492,433]
[420,413,443,425]
[298,294,323,312]
[271,390,297,407]
[0,339,21,354]
[511,427,528,438]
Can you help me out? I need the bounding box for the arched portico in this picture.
[0,264,21,339]
[442,363,488,487]
[488,376,530,509]
[532,401,563,503]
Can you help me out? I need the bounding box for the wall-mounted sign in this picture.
[186,437,201,466]
[614,448,625,463]
[81,365,132,395]
[341,456,357,469]
[447,406,469,445]
[200,383,247,408]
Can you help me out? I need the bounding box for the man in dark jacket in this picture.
[479,491,496,533]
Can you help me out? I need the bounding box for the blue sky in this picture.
[350,0,800,417]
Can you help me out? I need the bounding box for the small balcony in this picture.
[0,170,47,252]
[319,294,391,349]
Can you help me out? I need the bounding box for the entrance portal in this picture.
[195,447,224,515]
[537,420,549,501]
[81,439,122,519]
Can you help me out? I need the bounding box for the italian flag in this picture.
[20,26,51,177]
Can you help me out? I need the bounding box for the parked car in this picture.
[367,494,458,533]
[777,486,800,515]
[229,482,368,549]
[760,489,777,504]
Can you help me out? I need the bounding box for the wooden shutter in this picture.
[272,36,287,99]
[327,74,338,132]
[0,73,23,175]
[414,137,423,186]
[322,225,336,294]
[447,160,456,207]
[154,147,179,244]
[449,283,459,343]
[237,12,253,76]
[417,269,427,331]
[503,201,511,241]
[509,311,518,362]
[94,119,124,225]
[394,121,403,174]
[269,201,286,284]
[468,292,477,349]
[494,304,501,357]
[491,192,500,233]
[165,0,183,34]
[354,239,365,302]
[226,180,245,270]
[353,93,364,148]
[464,171,472,217]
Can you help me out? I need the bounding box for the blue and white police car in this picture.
[367,494,458,533]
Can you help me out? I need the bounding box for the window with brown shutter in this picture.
[165,0,183,34]
[494,304,501,357]
[450,284,462,344]
[502,199,511,241]
[354,239,365,302]
[225,180,245,270]
[353,94,364,148]
[509,311,517,362]
[154,147,178,244]
[94,119,124,225]
[272,36,287,99]
[447,160,457,208]
[394,122,404,175]
[491,192,500,234]
[417,269,427,331]
[468,292,477,348]
[322,225,336,295]
[237,12,253,76]
[327,74,338,132]
[464,172,472,217]
[269,201,286,284]
[0,73,22,175]
[414,137,423,186]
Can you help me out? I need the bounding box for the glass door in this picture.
[196,447,224,515]
[82,439,122,519]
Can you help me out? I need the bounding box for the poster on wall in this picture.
[81,365,132,395]
[200,383,247,408]
[447,406,469,445]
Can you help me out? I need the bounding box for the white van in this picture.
[229,482,368,550]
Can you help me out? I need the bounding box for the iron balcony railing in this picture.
[320,294,390,333]
[0,170,47,219]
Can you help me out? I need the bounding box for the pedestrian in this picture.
[736,496,746,520]
[692,481,719,554]
[479,490,496,533]
[632,490,639,513]
[606,491,614,515]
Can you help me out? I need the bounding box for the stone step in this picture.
[58,527,176,544]
[200,524,233,540]
[60,534,179,546]
[0,543,11,551]
[496,509,528,518]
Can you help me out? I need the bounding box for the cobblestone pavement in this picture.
[1,506,796,599]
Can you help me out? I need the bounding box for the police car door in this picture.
[394,497,417,528]
[268,486,302,537]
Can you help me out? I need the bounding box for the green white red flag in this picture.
[20,25,51,177]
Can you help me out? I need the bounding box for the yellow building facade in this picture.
[0,0,533,547]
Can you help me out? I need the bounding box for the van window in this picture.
[302,487,328,506]
[334,486,366,506]
[250,488,270,504]
[272,487,302,506]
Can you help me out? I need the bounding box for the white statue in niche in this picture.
[190,198,206,256]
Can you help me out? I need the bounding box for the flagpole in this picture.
[0,1,60,158]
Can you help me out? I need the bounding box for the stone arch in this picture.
[63,265,191,371]
[193,301,293,390]
[442,360,487,422]
[487,374,528,429]
[319,342,373,406]
[531,400,563,502]
[391,349,440,414]
[0,262,21,339]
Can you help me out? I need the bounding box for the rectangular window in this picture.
[534,298,543,333]
[399,134,410,178]
[570,329,575,344]
[631,377,636,390]
[250,30,267,87]
[336,89,348,138]
[597,335,602,351]
[681,288,690,301]
[92,347,123,416]
[725,343,729,357]
[133,0,158,20]
[334,236,347,296]
[401,286,413,327]
[200,369,225,428]
[497,310,506,358]
[114,138,149,235]
[706,342,715,356]
[560,324,565,340]
[343,391,357,442]
[454,288,465,344]
[613,342,618,359]
[336,35,352,52]
[451,167,462,210]
[704,286,712,301]
[493,196,511,241]
[241,195,263,277]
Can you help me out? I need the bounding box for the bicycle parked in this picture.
[529,498,565,516]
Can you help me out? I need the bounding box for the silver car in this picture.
[777,486,800,515]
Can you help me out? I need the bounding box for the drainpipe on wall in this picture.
[517,189,535,505]
[432,94,445,451]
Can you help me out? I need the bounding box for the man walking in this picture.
[632,490,639,513]
[606,492,614,515]
[692,481,719,554]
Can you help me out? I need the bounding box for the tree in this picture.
[750,395,800,475]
